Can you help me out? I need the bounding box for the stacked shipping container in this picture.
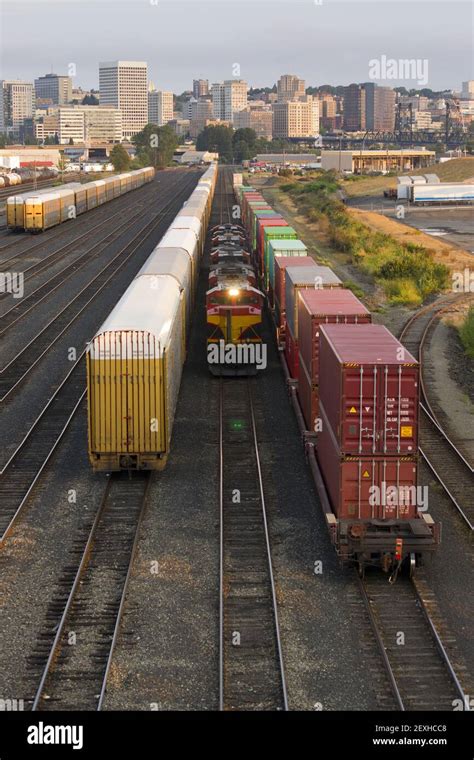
[317,324,420,521]
[296,289,371,432]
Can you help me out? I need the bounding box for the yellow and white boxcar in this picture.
[87,275,185,471]
[24,188,77,232]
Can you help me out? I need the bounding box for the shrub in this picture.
[459,306,474,358]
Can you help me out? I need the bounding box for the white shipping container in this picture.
[411,183,474,203]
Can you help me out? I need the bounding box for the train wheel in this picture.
[409,552,417,578]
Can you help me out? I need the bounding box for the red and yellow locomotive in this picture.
[206,224,264,376]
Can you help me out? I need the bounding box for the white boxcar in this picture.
[87,275,185,471]
[137,247,193,326]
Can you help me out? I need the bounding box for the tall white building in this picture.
[99,61,148,140]
[211,80,247,122]
[148,89,174,126]
[0,80,34,136]
[461,80,474,99]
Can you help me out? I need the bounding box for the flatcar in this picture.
[87,163,217,471]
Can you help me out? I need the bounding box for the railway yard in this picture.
[0,163,472,724]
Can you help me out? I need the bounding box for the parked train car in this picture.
[7,167,155,232]
[87,163,217,471]
[233,173,439,574]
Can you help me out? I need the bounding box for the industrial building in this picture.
[321,148,436,174]
[99,61,148,140]
[34,73,72,106]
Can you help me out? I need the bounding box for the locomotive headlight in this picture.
[228,288,240,297]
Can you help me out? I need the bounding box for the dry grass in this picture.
[348,206,473,273]
[341,157,474,198]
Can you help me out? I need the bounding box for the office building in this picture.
[148,89,174,126]
[0,80,35,136]
[34,73,72,105]
[277,74,306,103]
[99,60,147,139]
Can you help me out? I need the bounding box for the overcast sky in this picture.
[1,0,472,93]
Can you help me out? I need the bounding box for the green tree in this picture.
[132,123,178,169]
[196,124,234,162]
[82,94,99,106]
[109,143,131,172]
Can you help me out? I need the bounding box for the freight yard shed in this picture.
[321,149,436,174]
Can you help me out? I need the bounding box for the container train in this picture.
[7,167,155,232]
[86,163,217,472]
[234,174,440,575]
[206,222,264,375]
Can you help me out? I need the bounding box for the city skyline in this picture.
[1,0,472,93]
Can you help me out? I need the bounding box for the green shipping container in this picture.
[263,226,298,280]
[267,238,308,291]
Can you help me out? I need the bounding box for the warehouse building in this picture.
[321,149,436,174]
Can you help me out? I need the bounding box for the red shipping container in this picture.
[298,352,319,431]
[284,328,299,379]
[298,289,371,385]
[319,324,419,456]
[317,407,419,520]
[274,256,316,329]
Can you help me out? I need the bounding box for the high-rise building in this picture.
[272,97,317,138]
[58,105,122,144]
[277,74,306,103]
[343,84,366,131]
[0,80,35,136]
[148,90,174,126]
[233,104,273,139]
[34,73,72,105]
[211,80,248,122]
[461,81,474,99]
[364,83,396,131]
[99,61,147,140]
[190,97,213,138]
[193,79,209,99]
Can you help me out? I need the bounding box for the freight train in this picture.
[206,222,264,375]
[7,167,155,232]
[234,174,440,576]
[86,163,217,471]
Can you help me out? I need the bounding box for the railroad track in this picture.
[0,175,166,279]
[218,378,288,711]
[399,295,474,530]
[0,357,86,543]
[0,174,199,539]
[30,471,151,711]
[0,174,199,401]
[358,571,468,710]
[0,176,184,335]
